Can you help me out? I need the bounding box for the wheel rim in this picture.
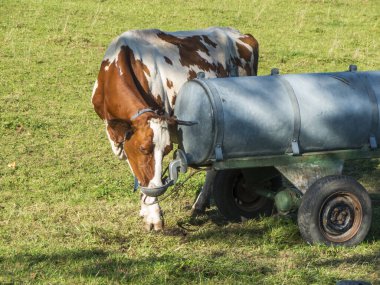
[319,192,363,243]
[232,173,268,212]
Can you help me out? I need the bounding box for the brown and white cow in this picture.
[92,27,258,231]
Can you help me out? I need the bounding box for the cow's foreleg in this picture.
[192,170,216,215]
[140,193,164,231]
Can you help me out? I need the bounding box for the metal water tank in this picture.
[174,70,380,166]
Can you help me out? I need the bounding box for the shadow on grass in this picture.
[3,249,275,283]
[175,205,380,244]
[173,209,302,247]
[367,205,380,242]
[344,159,380,193]
[313,252,380,267]
[4,246,378,284]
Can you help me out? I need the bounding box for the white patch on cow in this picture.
[91,80,98,100]
[105,121,127,160]
[105,65,109,71]
[148,118,171,188]
[140,118,167,229]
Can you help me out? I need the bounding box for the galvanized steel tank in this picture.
[174,70,380,166]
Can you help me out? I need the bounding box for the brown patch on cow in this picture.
[236,42,252,62]
[164,56,173,65]
[231,57,242,68]
[123,116,156,186]
[156,95,163,106]
[166,78,173,89]
[158,33,219,73]
[215,62,228,77]
[97,59,147,121]
[239,34,259,75]
[233,34,260,76]
[230,55,253,76]
[239,35,258,51]
[171,95,177,106]
[119,46,163,110]
[202,35,217,48]
[157,31,259,78]
[120,46,150,92]
[92,59,109,119]
[187,69,197,80]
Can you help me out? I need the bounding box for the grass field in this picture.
[1,0,379,284]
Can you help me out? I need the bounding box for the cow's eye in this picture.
[125,129,133,140]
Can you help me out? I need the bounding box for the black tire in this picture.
[212,169,281,221]
[297,175,372,246]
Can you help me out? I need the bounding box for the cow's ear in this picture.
[107,119,134,143]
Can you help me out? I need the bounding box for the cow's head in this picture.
[105,113,174,188]
[92,43,177,191]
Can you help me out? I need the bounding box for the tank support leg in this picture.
[192,170,216,215]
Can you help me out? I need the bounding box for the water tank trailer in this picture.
[156,66,379,246]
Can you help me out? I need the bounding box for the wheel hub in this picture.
[320,192,362,242]
[232,176,266,212]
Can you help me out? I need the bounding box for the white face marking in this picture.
[148,118,171,188]
[91,80,98,100]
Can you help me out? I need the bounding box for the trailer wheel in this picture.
[297,175,372,246]
[213,169,280,221]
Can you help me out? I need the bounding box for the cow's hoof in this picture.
[144,219,164,231]
[144,221,153,231]
[154,220,164,231]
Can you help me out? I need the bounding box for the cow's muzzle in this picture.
[139,150,188,197]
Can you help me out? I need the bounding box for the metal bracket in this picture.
[197,72,205,79]
[176,120,198,126]
[278,77,302,156]
[195,79,225,164]
[271,68,280,75]
[349,64,357,72]
[215,145,224,161]
[291,140,301,155]
[168,149,188,183]
[369,135,378,149]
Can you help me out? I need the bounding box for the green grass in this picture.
[1,0,379,284]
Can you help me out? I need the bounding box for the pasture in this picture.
[0,0,379,283]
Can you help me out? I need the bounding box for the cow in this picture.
[92,27,258,231]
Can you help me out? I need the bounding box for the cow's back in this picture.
[100,27,258,114]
